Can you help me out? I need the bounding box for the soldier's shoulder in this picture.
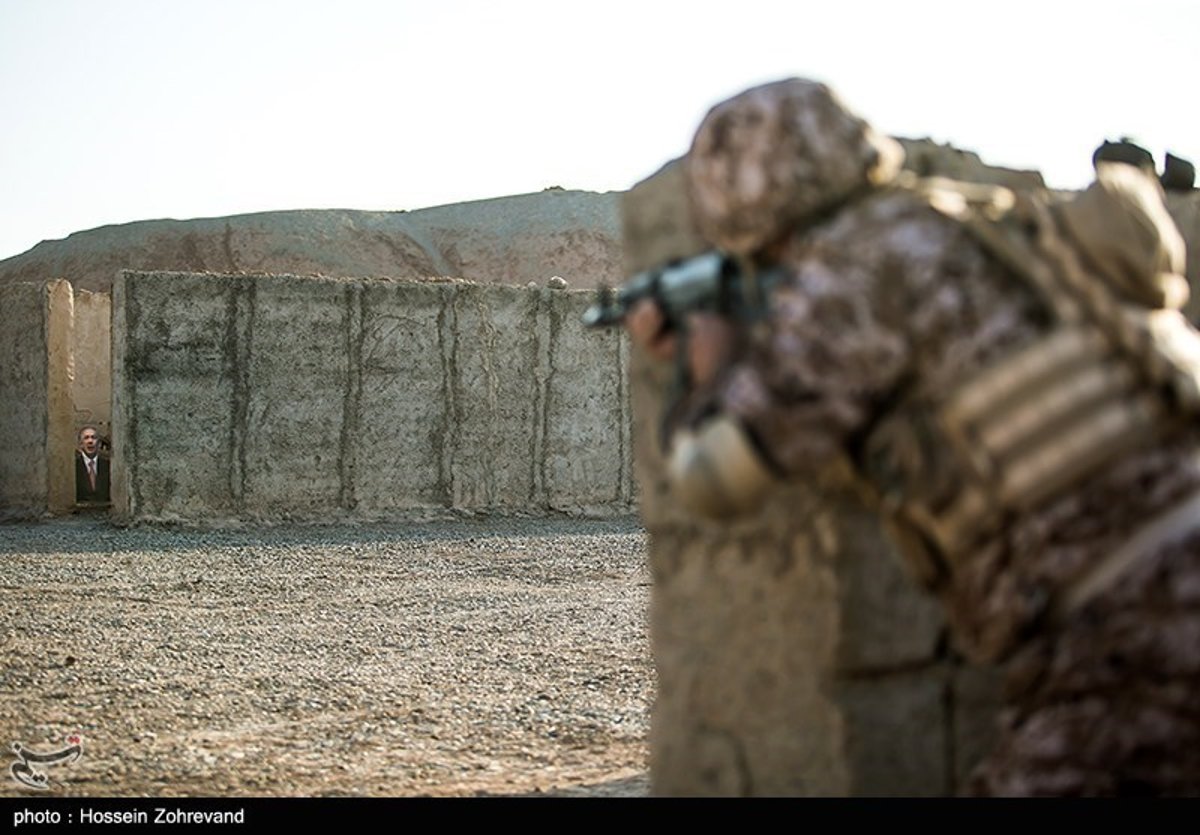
[828,184,971,241]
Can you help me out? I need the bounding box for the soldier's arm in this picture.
[693,247,910,480]
[626,298,736,387]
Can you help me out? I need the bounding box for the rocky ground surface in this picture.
[0,513,653,798]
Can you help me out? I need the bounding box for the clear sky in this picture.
[1,0,1196,262]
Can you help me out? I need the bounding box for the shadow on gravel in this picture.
[0,513,645,555]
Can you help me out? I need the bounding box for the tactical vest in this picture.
[860,166,1199,610]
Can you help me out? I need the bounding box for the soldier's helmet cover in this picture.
[685,77,905,256]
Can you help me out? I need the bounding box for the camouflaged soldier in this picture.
[625,78,1200,796]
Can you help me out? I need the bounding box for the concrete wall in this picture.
[111,271,632,524]
[0,280,74,519]
[72,289,112,444]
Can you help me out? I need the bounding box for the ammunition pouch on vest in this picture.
[868,169,1198,590]
[862,326,1168,588]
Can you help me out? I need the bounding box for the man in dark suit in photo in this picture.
[75,425,110,505]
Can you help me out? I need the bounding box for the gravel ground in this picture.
[0,513,653,798]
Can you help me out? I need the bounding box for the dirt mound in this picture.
[0,142,1063,297]
[0,188,623,293]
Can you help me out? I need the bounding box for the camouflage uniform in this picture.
[670,78,1200,796]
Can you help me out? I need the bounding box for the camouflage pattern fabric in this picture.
[678,78,1200,796]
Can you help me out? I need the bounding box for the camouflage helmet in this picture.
[685,78,905,256]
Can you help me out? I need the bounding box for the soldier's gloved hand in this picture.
[626,299,773,520]
[625,299,736,387]
[625,298,676,361]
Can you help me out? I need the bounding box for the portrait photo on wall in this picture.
[75,425,111,507]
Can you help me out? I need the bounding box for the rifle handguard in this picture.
[665,415,776,520]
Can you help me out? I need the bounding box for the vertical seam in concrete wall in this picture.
[120,273,143,518]
[942,666,957,795]
[225,277,255,511]
[530,289,550,509]
[474,289,499,506]
[437,286,459,508]
[339,282,364,511]
[111,278,124,519]
[543,295,561,509]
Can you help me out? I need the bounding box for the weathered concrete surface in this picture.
[644,494,850,796]
[0,280,74,519]
[112,271,631,525]
[951,663,1005,791]
[836,668,950,796]
[72,289,112,441]
[634,348,954,795]
[0,190,622,294]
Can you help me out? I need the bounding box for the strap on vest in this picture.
[874,174,1197,590]
[1050,486,1200,624]
[881,325,1167,576]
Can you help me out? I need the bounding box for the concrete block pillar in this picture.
[0,279,74,518]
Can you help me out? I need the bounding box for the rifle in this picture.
[583,251,786,438]
[582,251,780,331]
